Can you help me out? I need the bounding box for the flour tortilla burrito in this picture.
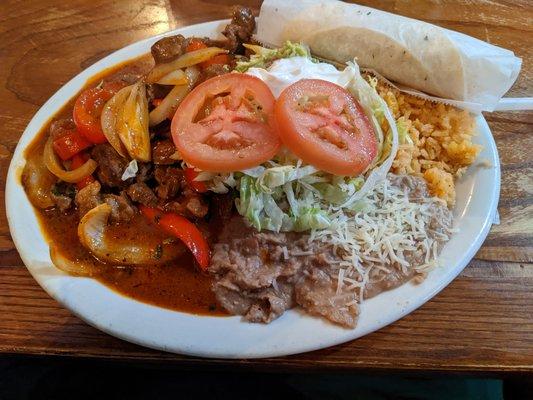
[255,0,521,111]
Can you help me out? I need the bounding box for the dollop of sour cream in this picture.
[245,56,355,97]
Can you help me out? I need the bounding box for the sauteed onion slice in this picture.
[49,244,105,277]
[43,137,97,183]
[78,204,185,265]
[146,47,227,83]
[22,151,56,208]
[149,66,200,127]
[119,82,151,162]
[100,85,132,157]
[157,69,188,85]
[101,82,151,161]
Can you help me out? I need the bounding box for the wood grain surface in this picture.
[0,0,531,373]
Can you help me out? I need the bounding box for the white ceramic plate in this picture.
[6,20,500,359]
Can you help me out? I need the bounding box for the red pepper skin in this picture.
[73,81,126,144]
[52,130,92,160]
[140,205,210,270]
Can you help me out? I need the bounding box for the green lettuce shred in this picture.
[235,41,313,72]
[397,117,412,145]
[377,117,411,164]
[234,161,370,232]
[314,176,364,205]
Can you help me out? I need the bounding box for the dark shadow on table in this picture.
[1,355,531,400]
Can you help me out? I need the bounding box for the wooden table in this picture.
[0,0,531,374]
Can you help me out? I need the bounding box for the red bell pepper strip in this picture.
[70,153,96,190]
[52,130,92,160]
[73,81,126,144]
[140,205,210,270]
[184,168,208,193]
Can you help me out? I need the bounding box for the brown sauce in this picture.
[23,55,227,317]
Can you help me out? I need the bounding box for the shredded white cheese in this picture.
[313,175,454,304]
[281,246,289,261]
[271,278,280,294]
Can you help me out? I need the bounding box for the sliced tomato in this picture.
[52,130,92,160]
[70,153,95,189]
[184,168,208,193]
[171,74,280,172]
[73,81,126,144]
[275,79,378,176]
[140,205,210,270]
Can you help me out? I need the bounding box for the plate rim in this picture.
[5,19,501,359]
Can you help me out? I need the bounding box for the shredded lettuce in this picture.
[337,61,399,209]
[233,160,371,232]
[200,51,399,233]
[377,117,411,164]
[235,175,262,229]
[397,117,412,145]
[236,162,328,232]
[314,176,364,205]
[235,41,313,72]
[195,171,237,194]
[293,207,331,232]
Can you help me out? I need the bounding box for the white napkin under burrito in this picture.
[255,0,522,112]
